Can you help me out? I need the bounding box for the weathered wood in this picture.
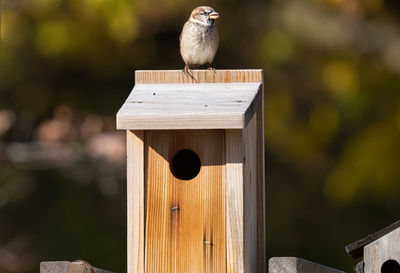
[225,114,264,273]
[135,69,263,84]
[40,261,115,273]
[117,83,262,130]
[243,114,258,273]
[144,130,226,273]
[345,219,400,259]
[256,79,266,273]
[268,257,346,273]
[127,131,145,273]
[364,226,400,273]
[226,129,244,273]
[355,261,364,273]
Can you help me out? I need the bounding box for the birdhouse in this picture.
[345,220,400,273]
[116,70,266,273]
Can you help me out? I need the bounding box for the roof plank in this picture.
[345,220,400,259]
[117,82,262,130]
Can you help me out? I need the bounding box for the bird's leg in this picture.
[207,63,216,74]
[182,63,197,82]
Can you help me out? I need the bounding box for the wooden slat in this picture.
[225,111,265,273]
[226,129,244,273]
[127,131,145,273]
[243,114,258,273]
[256,79,266,273]
[345,219,400,259]
[135,70,263,84]
[364,226,400,273]
[117,83,262,130]
[268,257,346,273]
[40,261,115,273]
[144,130,226,273]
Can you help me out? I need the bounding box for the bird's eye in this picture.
[201,11,206,15]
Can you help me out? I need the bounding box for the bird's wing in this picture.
[179,22,188,44]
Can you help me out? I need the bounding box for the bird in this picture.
[179,6,220,79]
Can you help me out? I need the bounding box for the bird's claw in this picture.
[207,66,217,74]
[182,64,197,82]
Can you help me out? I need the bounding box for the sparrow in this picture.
[180,6,220,78]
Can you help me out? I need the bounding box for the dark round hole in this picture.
[170,149,201,180]
[381,260,400,273]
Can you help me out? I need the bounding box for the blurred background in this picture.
[2,0,400,272]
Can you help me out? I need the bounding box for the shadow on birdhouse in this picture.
[117,69,266,273]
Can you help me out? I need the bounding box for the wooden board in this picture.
[268,257,346,273]
[256,88,266,273]
[364,226,400,273]
[225,113,265,273]
[127,131,145,273]
[117,83,262,130]
[40,261,115,273]
[243,114,258,273]
[226,129,244,273]
[144,130,226,273]
[345,219,400,259]
[135,70,263,84]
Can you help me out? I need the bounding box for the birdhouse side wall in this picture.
[226,106,265,273]
[243,114,259,273]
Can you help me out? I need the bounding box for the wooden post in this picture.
[268,257,346,273]
[117,69,265,273]
[40,261,115,273]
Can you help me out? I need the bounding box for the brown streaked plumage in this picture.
[180,6,220,79]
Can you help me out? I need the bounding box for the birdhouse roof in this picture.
[117,70,263,130]
[345,219,400,259]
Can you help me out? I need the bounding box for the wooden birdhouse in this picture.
[346,220,400,273]
[116,70,266,273]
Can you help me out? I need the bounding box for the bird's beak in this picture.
[209,11,219,20]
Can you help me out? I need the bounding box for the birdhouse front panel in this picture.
[144,129,226,273]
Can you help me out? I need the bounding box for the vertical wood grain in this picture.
[243,115,258,273]
[145,130,226,273]
[127,130,145,273]
[135,70,263,84]
[226,129,244,273]
[364,227,400,273]
[256,80,266,273]
[226,113,264,273]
